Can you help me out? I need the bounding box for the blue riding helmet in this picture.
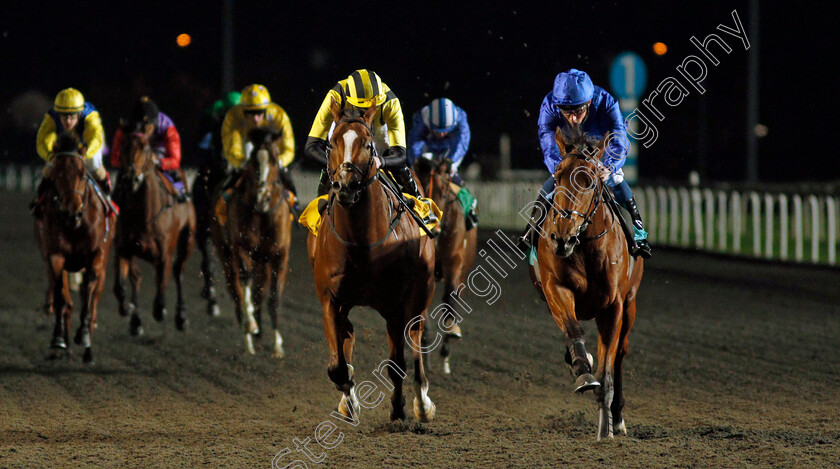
[428,98,458,133]
[552,69,594,106]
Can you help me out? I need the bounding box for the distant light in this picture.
[754,124,768,138]
[177,34,191,48]
[653,42,667,56]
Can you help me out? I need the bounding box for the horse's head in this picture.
[413,155,452,204]
[327,98,379,206]
[547,127,610,258]
[120,121,155,192]
[50,132,88,228]
[241,127,283,213]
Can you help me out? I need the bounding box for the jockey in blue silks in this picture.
[408,97,470,185]
[408,97,478,229]
[519,69,651,258]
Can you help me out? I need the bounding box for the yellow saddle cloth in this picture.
[299,194,441,238]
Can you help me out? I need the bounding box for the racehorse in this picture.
[413,156,477,374]
[192,149,227,317]
[211,128,293,357]
[35,132,116,363]
[113,126,196,336]
[530,126,644,440]
[307,99,437,423]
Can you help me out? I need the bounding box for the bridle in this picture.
[52,151,89,217]
[422,158,456,215]
[326,117,380,195]
[551,151,615,244]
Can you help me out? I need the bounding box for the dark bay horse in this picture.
[35,132,116,363]
[211,128,293,357]
[191,153,227,318]
[113,128,196,336]
[307,99,437,422]
[530,127,644,440]
[413,156,477,374]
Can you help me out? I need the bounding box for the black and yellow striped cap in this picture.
[343,69,386,108]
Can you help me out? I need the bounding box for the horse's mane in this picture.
[54,132,80,155]
[561,125,601,156]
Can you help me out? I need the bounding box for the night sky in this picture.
[1,1,834,184]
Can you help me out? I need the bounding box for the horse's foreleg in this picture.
[172,226,193,331]
[197,227,219,317]
[544,283,597,393]
[152,257,171,323]
[251,259,270,343]
[612,298,637,437]
[113,255,129,316]
[128,258,143,336]
[48,255,68,353]
[74,265,98,364]
[268,254,287,359]
[594,301,624,441]
[403,311,435,423]
[324,302,357,418]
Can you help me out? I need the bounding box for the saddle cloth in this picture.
[299,194,441,238]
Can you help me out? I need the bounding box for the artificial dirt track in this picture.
[1,191,839,468]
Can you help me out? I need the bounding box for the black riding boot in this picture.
[317,169,331,197]
[516,195,550,251]
[621,197,652,258]
[279,168,301,214]
[392,164,421,198]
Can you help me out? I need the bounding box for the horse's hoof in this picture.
[129,315,144,337]
[50,337,67,350]
[175,315,188,331]
[208,303,220,317]
[390,407,407,421]
[442,357,451,375]
[596,407,614,440]
[73,328,83,345]
[272,347,286,359]
[247,319,259,335]
[413,396,436,423]
[614,419,627,436]
[573,373,600,394]
[201,285,216,300]
[338,392,360,420]
[441,319,462,339]
[153,306,167,323]
[83,348,94,364]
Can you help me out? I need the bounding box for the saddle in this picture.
[298,193,441,238]
[157,169,190,203]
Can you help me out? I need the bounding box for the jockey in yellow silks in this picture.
[35,88,111,196]
[304,69,422,199]
[220,84,298,207]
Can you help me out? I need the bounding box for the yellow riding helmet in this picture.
[240,84,271,111]
[54,88,85,113]
[343,69,386,108]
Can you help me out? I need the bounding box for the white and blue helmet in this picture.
[422,98,458,133]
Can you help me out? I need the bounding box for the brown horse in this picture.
[113,128,196,336]
[211,128,293,356]
[307,100,436,422]
[530,127,644,440]
[35,132,116,363]
[413,156,477,374]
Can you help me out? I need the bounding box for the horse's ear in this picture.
[329,97,342,124]
[555,127,568,158]
[362,104,377,127]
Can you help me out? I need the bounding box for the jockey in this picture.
[304,69,422,199]
[35,88,110,198]
[220,84,298,208]
[408,97,478,227]
[111,96,189,202]
[520,69,651,258]
[198,90,241,164]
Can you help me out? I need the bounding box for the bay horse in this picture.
[113,126,196,336]
[413,156,477,374]
[35,132,116,363]
[530,127,644,440]
[191,152,227,318]
[211,128,293,357]
[307,99,437,423]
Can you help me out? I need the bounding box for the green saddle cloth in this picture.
[456,187,477,220]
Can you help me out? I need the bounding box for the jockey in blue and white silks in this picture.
[408,98,470,185]
[522,69,651,258]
